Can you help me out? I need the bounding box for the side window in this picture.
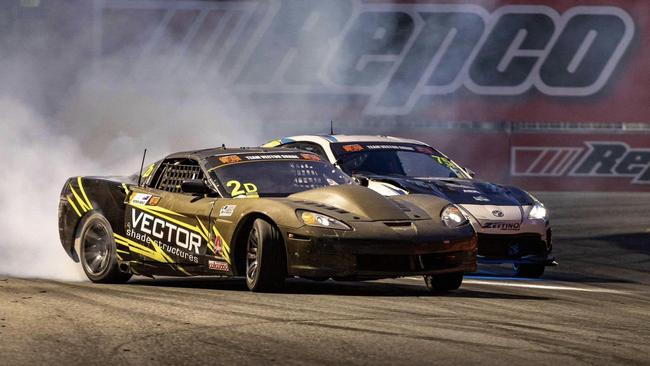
[152,159,205,193]
[283,142,327,158]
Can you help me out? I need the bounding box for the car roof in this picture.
[280,134,428,145]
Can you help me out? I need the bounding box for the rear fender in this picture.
[58,176,130,261]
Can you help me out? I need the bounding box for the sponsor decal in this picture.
[219,205,236,217]
[101,1,634,116]
[128,207,202,262]
[142,164,155,178]
[512,141,650,184]
[463,189,480,194]
[227,180,259,198]
[148,196,161,206]
[300,153,321,161]
[366,145,415,151]
[214,235,223,256]
[219,155,242,164]
[130,193,152,205]
[244,154,300,160]
[342,144,364,152]
[492,209,505,217]
[473,196,490,202]
[482,222,521,231]
[208,260,230,272]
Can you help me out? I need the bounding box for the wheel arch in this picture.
[230,212,287,277]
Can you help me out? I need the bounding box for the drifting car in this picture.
[58,147,477,292]
[263,135,556,278]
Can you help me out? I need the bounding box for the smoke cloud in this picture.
[0,2,269,280]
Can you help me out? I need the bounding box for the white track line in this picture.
[402,277,628,294]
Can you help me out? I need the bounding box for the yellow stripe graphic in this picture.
[69,184,90,212]
[66,196,82,217]
[77,177,93,210]
[176,266,191,276]
[121,183,130,195]
[197,218,211,240]
[114,233,169,263]
[148,238,174,264]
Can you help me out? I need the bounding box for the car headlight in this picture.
[528,201,548,220]
[441,205,468,228]
[297,210,351,231]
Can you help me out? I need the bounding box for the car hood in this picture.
[288,184,445,222]
[363,175,535,207]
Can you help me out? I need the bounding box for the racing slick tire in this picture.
[78,212,132,283]
[514,263,545,278]
[245,218,287,292]
[423,272,463,293]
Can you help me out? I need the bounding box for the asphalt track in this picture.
[1,192,649,365]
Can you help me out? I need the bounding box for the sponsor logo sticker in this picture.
[131,193,152,205]
[473,196,490,202]
[342,144,364,152]
[219,205,236,217]
[219,155,242,164]
[492,209,505,217]
[482,222,521,231]
[300,153,321,161]
[209,260,230,272]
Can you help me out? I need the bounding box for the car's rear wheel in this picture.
[514,263,545,278]
[79,212,131,283]
[424,273,463,292]
[245,218,286,292]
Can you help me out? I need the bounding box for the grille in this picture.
[356,252,463,272]
[477,233,545,258]
[383,221,412,227]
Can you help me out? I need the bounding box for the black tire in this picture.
[78,212,131,283]
[514,263,545,278]
[424,273,463,292]
[245,218,286,292]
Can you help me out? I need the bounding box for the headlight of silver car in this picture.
[297,210,351,231]
[528,201,548,220]
[441,205,468,228]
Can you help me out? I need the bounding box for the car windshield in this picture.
[210,160,352,198]
[333,144,470,179]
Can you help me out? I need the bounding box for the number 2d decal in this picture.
[226,180,259,198]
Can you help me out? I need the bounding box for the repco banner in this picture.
[97,0,650,191]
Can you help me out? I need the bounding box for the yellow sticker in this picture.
[227,180,259,198]
[142,163,155,178]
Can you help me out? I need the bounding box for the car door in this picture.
[122,158,216,268]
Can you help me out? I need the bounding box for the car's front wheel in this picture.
[514,263,545,278]
[424,273,463,292]
[245,218,286,292]
[78,212,131,283]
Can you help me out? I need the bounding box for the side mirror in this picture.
[181,179,211,195]
[464,168,476,178]
[353,175,369,187]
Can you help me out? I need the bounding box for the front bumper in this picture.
[282,223,477,279]
[476,229,555,266]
